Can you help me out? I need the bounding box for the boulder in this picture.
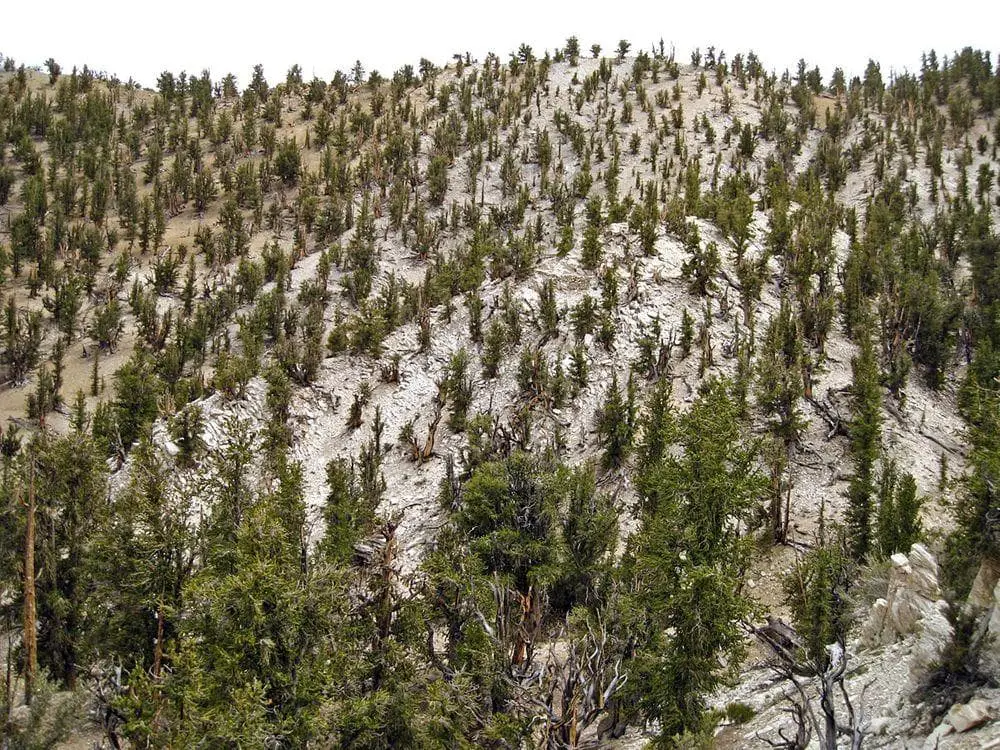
[945,699,993,733]
[910,598,953,678]
[863,546,949,644]
[860,598,888,646]
[922,721,953,749]
[908,544,943,599]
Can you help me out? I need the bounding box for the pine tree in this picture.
[875,461,923,556]
[784,533,854,664]
[87,433,193,674]
[21,459,37,704]
[629,378,766,741]
[846,313,882,559]
[596,374,635,472]
[427,153,449,205]
[31,432,106,689]
[755,296,806,447]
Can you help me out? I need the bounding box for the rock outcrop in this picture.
[966,558,1000,682]
[861,543,953,681]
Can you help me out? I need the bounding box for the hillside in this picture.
[1,42,1000,748]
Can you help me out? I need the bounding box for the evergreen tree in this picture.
[875,461,923,556]
[629,378,766,742]
[755,296,806,447]
[784,533,854,664]
[87,433,192,674]
[31,433,106,688]
[846,313,882,559]
[596,373,636,472]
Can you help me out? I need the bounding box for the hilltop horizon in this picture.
[5,0,999,88]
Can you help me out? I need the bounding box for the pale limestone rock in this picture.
[861,545,953,683]
[945,699,992,733]
[922,721,953,749]
[867,716,891,736]
[907,544,942,599]
[910,598,953,678]
[965,562,1000,682]
[965,558,1000,613]
[861,597,889,646]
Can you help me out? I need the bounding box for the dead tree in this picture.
[754,619,871,750]
[86,662,126,750]
[528,616,627,749]
[401,401,442,464]
[346,393,364,430]
[358,519,407,693]
[807,389,850,440]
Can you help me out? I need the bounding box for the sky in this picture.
[3,0,998,89]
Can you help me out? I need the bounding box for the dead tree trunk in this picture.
[754,622,869,750]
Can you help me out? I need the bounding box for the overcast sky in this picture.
[3,0,998,89]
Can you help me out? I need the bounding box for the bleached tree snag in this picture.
[754,621,871,750]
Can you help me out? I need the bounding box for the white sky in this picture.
[3,0,998,89]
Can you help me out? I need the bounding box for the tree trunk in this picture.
[152,602,165,680]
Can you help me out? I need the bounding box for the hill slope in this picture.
[1,43,999,748]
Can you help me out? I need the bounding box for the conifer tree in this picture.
[31,432,106,689]
[596,373,636,472]
[846,313,882,559]
[629,378,765,742]
[756,296,806,446]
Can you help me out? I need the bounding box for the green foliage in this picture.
[876,461,923,557]
[93,351,160,457]
[427,153,449,205]
[90,297,124,351]
[553,463,618,611]
[445,348,474,432]
[581,195,604,269]
[26,432,107,687]
[1,39,998,750]
[1,673,84,750]
[714,175,755,260]
[755,296,806,446]
[482,319,506,379]
[956,392,1000,560]
[456,451,564,595]
[326,408,385,553]
[596,373,637,472]
[846,314,882,560]
[3,296,43,383]
[564,36,581,66]
[87,433,191,668]
[629,378,766,740]
[680,223,718,295]
[784,536,854,664]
